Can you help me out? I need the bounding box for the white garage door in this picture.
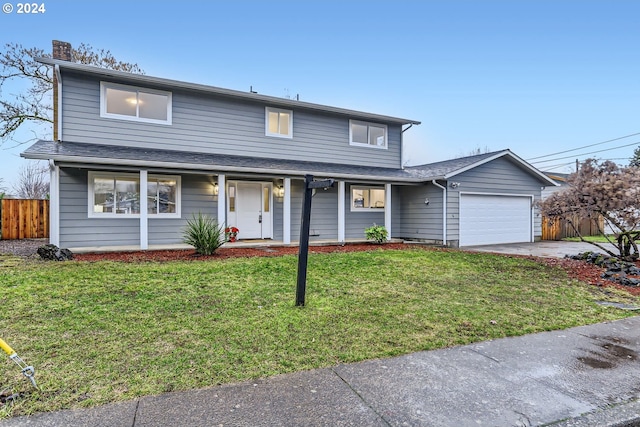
[459,194,532,246]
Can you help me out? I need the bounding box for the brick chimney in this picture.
[52,41,71,141]
[52,40,71,61]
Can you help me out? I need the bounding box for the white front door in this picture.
[232,181,273,240]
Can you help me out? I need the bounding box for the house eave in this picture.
[21,152,425,184]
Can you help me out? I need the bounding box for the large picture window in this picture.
[265,107,293,138]
[351,186,385,211]
[349,120,387,149]
[100,82,172,125]
[89,172,180,217]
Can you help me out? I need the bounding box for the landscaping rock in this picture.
[37,244,74,261]
[573,251,640,289]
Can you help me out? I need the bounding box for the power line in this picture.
[529,140,639,164]
[526,131,640,161]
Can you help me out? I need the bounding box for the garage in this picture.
[459,194,532,246]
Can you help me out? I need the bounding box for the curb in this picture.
[550,399,640,427]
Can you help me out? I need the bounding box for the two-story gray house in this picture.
[22,41,556,252]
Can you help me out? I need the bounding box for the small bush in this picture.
[365,224,388,244]
[182,213,225,255]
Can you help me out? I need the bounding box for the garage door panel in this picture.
[460,194,531,246]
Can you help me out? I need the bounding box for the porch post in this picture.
[140,170,148,250]
[338,180,345,243]
[385,183,392,241]
[49,160,60,246]
[217,174,226,233]
[283,177,291,244]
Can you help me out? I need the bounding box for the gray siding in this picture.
[148,175,217,245]
[59,168,139,248]
[447,156,543,244]
[345,184,384,239]
[59,168,217,248]
[396,184,444,242]
[61,72,401,169]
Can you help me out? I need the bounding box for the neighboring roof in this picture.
[22,140,421,183]
[543,171,569,183]
[407,149,559,186]
[37,57,421,126]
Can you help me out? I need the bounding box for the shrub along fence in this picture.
[541,215,604,241]
[0,198,50,240]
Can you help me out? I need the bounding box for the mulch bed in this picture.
[73,242,640,296]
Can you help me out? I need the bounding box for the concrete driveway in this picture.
[464,240,618,258]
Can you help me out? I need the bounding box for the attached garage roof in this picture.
[406,150,559,186]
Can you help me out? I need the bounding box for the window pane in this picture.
[139,92,168,121]
[106,88,137,116]
[278,112,290,135]
[147,181,158,214]
[263,187,270,212]
[94,178,114,213]
[370,189,385,208]
[229,185,236,212]
[268,111,279,134]
[157,179,176,213]
[115,178,140,214]
[352,188,365,208]
[369,126,385,147]
[352,123,368,144]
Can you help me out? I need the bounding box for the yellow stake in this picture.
[0,338,15,356]
[0,337,38,389]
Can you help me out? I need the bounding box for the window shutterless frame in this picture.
[265,107,293,138]
[88,171,181,218]
[350,185,386,211]
[100,82,173,125]
[349,120,388,149]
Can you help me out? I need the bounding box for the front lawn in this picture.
[0,247,636,416]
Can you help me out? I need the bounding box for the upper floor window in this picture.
[350,120,387,149]
[100,82,172,125]
[89,172,181,218]
[265,107,293,138]
[351,186,385,211]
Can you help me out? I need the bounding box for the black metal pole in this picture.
[296,174,314,306]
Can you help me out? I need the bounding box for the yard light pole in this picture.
[296,174,335,306]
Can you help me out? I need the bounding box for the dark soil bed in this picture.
[73,242,640,296]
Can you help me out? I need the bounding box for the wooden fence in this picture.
[541,215,604,241]
[0,199,50,240]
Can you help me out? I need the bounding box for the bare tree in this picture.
[0,42,143,145]
[12,162,49,199]
[539,159,640,260]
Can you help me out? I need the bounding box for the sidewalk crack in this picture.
[131,400,140,427]
[331,367,392,427]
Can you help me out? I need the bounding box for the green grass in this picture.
[0,248,636,416]
[563,234,614,243]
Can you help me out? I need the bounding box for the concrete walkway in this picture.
[2,317,639,427]
[464,240,618,258]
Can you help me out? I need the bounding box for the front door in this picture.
[232,181,273,240]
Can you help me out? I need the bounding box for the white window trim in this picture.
[88,171,181,218]
[100,81,173,125]
[349,120,388,150]
[350,185,386,212]
[265,106,293,139]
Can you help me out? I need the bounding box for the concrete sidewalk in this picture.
[464,240,618,258]
[2,317,640,427]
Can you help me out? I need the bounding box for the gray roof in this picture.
[407,150,558,185]
[22,140,421,183]
[23,141,557,186]
[38,58,421,126]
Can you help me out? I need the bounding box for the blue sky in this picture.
[1,0,639,189]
